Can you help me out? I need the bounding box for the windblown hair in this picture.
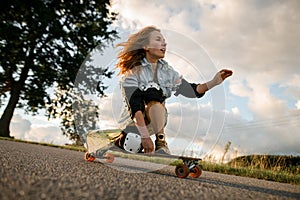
[116,26,160,75]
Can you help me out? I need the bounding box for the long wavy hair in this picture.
[116,26,160,75]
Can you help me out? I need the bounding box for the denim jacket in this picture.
[118,58,183,129]
[121,58,182,97]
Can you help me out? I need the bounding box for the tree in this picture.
[0,0,118,138]
[47,54,114,144]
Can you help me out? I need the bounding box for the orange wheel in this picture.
[85,152,95,162]
[189,165,202,178]
[105,153,114,163]
[175,164,189,178]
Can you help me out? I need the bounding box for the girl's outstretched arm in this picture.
[196,69,233,94]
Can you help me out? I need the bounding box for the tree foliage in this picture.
[47,54,114,144]
[0,0,118,139]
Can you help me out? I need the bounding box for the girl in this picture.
[116,26,232,154]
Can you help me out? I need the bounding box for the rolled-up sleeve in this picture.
[121,73,144,119]
[174,78,205,98]
[123,87,144,119]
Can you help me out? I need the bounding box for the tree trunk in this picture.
[0,66,29,138]
[0,86,21,137]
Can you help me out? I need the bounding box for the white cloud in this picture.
[97,91,123,129]
[296,101,300,109]
[10,114,70,145]
[229,79,252,97]
[27,125,69,145]
[211,109,300,162]
[281,74,300,105]
[285,74,300,88]
[231,107,240,115]
[247,74,287,119]
[10,114,31,139]
[222,124,300,156]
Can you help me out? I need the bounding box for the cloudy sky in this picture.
[6,0,300,161]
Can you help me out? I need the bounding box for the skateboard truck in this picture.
[175,157,202,178]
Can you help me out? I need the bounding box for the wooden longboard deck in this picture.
[86,129,121,154]
[86,129,202,162]
[108,146,202,161]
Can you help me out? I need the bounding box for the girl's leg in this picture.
[145,101,166,134]
[145,101,170,154]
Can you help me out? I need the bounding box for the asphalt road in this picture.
[1,140,299,200]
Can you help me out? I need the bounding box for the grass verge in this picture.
[200,161,300,185]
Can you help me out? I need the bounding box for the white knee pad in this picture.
[123,133,142,153]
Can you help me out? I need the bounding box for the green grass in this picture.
[1,137,299,185]
[200,161,300,185]
[228,154,300,174]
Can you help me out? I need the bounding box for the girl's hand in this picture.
[142,137,154,154]
[197,69,233,94]
[210,69,233,87]
[219,69,233,81]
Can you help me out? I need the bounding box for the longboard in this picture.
[84,129,203,178]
